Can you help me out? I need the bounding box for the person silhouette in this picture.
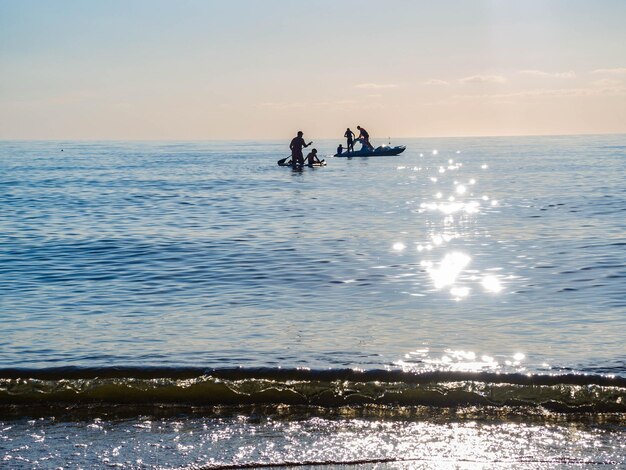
[305,148,322,165]
[344,128,355,152]
[356,125,374,150]
[289,131,312,166]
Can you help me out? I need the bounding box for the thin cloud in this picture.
[425,84,626,106]
[354,83,398,89]
[591,78,623,87]
[518,70,576,79]
[258,99,361,110]
[424,79,450,86]
[459,74,507,84]
[591,67,626,75]
[443,85,626,104]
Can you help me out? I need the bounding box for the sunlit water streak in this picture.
[1,136,625,467]
[2,413,624,469]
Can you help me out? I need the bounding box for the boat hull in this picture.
[334,145,406,157]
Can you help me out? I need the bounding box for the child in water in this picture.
[305,148,323,165]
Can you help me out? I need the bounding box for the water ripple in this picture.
[0,137,625,375]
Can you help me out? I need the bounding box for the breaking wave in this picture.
[1,367,625,414]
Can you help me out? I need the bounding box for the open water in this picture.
[0,135,625,468]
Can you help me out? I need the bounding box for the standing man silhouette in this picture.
[290,131,312,166]
[344,127,355,152]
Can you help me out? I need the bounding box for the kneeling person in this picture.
[306,148,322,165]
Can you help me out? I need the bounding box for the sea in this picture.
[0,135,625,469]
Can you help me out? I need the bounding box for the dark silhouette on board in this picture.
[344,128,355,152]
[305,148,322,165]
[289,131,312,167]
[357,125,374,150]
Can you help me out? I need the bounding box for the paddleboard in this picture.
[277,159,326,168]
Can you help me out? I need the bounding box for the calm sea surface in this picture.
[1,136,625,468]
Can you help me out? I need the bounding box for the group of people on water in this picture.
[288,131,322,166]
[342,126,373,152]
[287,125,373,165]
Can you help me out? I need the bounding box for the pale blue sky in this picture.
[1,0,625,139]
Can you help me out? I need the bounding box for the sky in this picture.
[1,0,625,140]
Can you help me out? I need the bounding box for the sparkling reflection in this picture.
[482,275,503,293]
[1,412,621,468]
[397,349,528,373]
[450,286,470,299]
[410,148,508,302]
[392,242,406,252]
[395,147,516,372]
[427,252,471,289]
[419,200,480,215]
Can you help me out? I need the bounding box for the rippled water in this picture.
[1,136,625,467]
[2,136,625,373]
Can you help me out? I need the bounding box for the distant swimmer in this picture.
[305,148,322,165]
[357,125,374,150]
[290,131,312,166]
[344,128,355,152]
